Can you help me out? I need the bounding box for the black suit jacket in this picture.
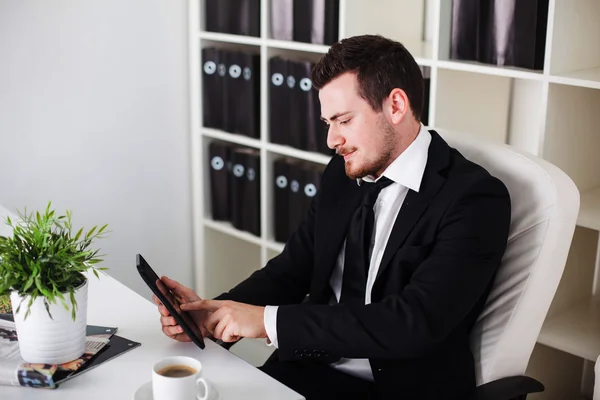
[217,131,511,399]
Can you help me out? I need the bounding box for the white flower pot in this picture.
[10,278,88,364]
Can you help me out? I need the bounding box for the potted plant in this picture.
[0,202,108,364]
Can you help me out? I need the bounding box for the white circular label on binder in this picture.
[211,156,224,170]
[233,164,245,177]
[287,76,296,88]
[247,168,256,181]
[229,64,242,79]
[291,180,300,192]
[304,183,317,197]
[243,67,252,80]
[203,61,216,75]
[271,73,284,86]
[300,78,312,92]
[276,175,288,188]
[218,63,226,77]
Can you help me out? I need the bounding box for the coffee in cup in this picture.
[152,356,211,400]
[157,365,197,378]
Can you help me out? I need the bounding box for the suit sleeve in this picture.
[275,175,511,360]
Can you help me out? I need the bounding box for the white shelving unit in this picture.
[189,1,600,398]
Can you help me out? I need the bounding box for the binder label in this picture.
[204,61,217,75]
[211,156,225,170]
[287,76,296,88]
[276,175,288,188]
[291,180,300,192]
[233,164,245,177]
[271,73,284,86]
[304,183,317,197]
[300,78,312,92]
[229,64,242,79]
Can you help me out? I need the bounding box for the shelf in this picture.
[266,39,330,54]
[578,186,600,231]
[199,31,262,46]
[203,219,262,248]
[550,67,600,90]
[202,128,261,149]
[437,60,545,81]
[266,142,332,165]
[538,295,600,362]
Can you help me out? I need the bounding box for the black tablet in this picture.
[136,254,205,349]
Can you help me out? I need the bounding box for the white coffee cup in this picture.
[152,356,211,400]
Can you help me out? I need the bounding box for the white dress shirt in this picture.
[264,124,432,381]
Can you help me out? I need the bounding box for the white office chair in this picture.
[437,129,580,399]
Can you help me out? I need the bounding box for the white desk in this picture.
[2,271,304,400]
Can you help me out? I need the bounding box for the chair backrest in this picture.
[436,129,580,385]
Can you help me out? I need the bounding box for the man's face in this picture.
[319,72,397,180]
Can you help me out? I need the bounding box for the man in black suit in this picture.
[155,34,511,399]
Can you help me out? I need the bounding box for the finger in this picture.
[205,309,225,335]
[162,324,184,337]
[161,276,198,301]
[213,318,228,340]
[153,295,161,305]
[160,315,177,327]
[222,325,241,343]
[181,299,223,312]
[158,304,170,317]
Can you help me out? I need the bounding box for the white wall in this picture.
[0,1,193,300]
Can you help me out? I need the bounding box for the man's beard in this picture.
[344,115,397,180]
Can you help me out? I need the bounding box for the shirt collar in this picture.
[358,123,431,193]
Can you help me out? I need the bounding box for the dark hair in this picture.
[311,34,424,121]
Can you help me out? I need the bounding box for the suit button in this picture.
[378,368,383,372]
[294,350,300,356]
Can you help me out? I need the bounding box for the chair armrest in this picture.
[475,375,544,400]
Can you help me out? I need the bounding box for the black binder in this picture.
[229,147,247,231]
[235,0,261,37]
[481,0,548,69]
[287,159,306,237]
[226,51,261,138]
[323,0,340,45]
[208,141,233,221]
[201,47,227,130]
[292,0,339,45]
[230,147,261,236]
[269,57,290,146]
[293,60,318,152]
[421,67,431,126]
[242,149,261,236]
[270,0,294,40]
[301,162,325,216]
[450,0,548,70]
[450,0,483,62]
[273,158,291,243]
[204,0,230,34]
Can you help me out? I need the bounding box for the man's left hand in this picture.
[180,300,267,343]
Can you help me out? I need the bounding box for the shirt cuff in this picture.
[264,305,279,348]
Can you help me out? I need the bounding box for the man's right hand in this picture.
[153,276,209,342]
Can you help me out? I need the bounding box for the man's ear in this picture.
[388,88,410,125]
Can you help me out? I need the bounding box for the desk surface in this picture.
[2,271,304,400]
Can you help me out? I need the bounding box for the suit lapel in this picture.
[376,131,450,281]
[313,160,364,299]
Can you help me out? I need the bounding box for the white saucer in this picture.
[133,381,220,400]
[133,382,153,400]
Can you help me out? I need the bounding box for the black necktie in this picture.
[340,176,394,306]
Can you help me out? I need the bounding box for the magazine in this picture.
[0,314,141,388]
